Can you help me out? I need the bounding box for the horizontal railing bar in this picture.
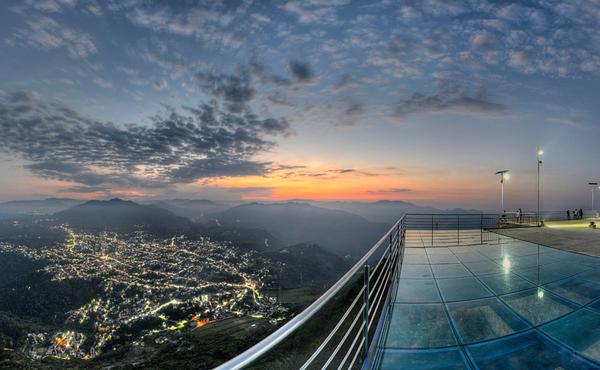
[299,284,365,370]
[367,254,393,304]
[368,257,395,331]
[321,302,364,370]
[347,337,365,370]
[336,321,365,370]
[214,217,403,370]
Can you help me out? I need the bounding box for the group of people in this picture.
[567,208,584,220]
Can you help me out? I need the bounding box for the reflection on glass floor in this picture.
[371,237,600,369]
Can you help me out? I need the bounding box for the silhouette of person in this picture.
[567,210,571,220]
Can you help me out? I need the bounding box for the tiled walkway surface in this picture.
[371,236,600,369]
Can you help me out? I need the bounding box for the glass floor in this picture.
[371,236,600,369]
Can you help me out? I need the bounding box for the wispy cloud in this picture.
[13,15,97,58]
[368,188,412,194]
[393,86,509,119]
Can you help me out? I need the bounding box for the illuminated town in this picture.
[0,226,287,361]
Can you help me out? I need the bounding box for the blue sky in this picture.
[0,0,599,210]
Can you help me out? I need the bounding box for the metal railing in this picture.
[214,216,406,370]
[403,213,536,247]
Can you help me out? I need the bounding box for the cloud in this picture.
[93,77,112,89]
[249,61,292,87]
[368,188,412,194]
[335,98,364,126]
[545,117,584,128]
[153,77,168,90]
[14,15,97,59]
[0,91,290,191]
[283,0,349,24]
[288,60,316,83]
[267,93,295,107]
[343,99,363,116]
[332,74,360,91]
[195,70,255,112]
[393,87,509,118]
[24,0,77,13]
[126,6,240,48]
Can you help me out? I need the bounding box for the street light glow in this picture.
[537,149,544,156]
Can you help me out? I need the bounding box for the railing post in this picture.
[363,263,370,356]
[480,214,483,244]
[431,215,434,247]
[457,215,460,245]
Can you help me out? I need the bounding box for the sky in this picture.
[0,0,599,211]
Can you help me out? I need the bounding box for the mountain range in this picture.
[2,197,482,257]
[208,202,389,257]
[54,198,194,234]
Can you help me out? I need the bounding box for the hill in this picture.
[315,200,481,223]
[147,199,234,222]
[54,198,194,234]
[0,198,83,218]
[209,202,389,258]
[267,243,348,289]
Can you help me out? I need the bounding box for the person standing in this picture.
[567,210,571,220]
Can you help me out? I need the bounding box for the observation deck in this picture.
[217,214,600,370]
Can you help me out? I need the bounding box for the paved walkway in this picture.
[494,221,600,257]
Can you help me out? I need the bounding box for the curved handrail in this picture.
[213,216,404,370]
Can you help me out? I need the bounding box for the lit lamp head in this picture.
[495,170,510,183]
[537,148,544,163]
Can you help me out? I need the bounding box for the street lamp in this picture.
[495,170,510,211]
[589,182,599,217]
[537,147,543,226]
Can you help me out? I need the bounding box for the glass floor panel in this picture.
[372,347,469,370]
[501,287,579,326]
[437,277,493,302]
[428,254,460,264]
[395,278,441,303]
[372,234,600,369]
[463,261,504,275]
[400,264,434,279]
[466,330,598,370]
[382,304,456,349]
[454,252,488,263]
[541,309,600,362]
[404,254,431,265]
[447,297,530,343]
[431,264,473,279]
[544,277,600,305]
[478,272,536,295]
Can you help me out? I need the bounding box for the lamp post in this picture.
[495,170,510,211]
[590,182,599,217]
[537,147,543,226]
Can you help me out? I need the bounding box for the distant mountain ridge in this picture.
[0,198,83,217]
[208,202,389,258]
[314,200,481,223]
[144,199,236,222]
[54,198,193,233]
